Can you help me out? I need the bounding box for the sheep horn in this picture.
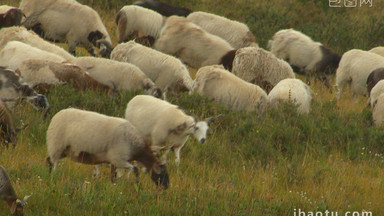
[204,114,223,123]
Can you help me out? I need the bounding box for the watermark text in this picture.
[329,0,373,7]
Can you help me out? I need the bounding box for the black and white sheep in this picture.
[154,16,236,70]
[372,93,384,126]
[133,0,192,17]
[232,47,295,93]
[369,80,384,108]
[0,6,24,28]
[268,29,340,82]
[125,95,211,164]
[335,49,384,99]
[267,78,312,114]
[192,65,268,111]
[187,11,257,49]
[366,68,384,96]
[20,0,113,56]
[0,27,75,61]
[0,165,31,216]
[71,56,162,98]
[115,5,165,44]
[46,108,169,188]
[111,40,193,93]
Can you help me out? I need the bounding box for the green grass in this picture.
[1,0,384,215]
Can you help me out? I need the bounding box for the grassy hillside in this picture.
[1,0,384,215]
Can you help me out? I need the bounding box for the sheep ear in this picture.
[204,114,223,124]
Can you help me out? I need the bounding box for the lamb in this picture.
[46,108,169,189]
[192,65,268,111]
[0,27,75,61]
[0,165,31,216]
[0,41,66,71]
[187,11,257,49]
[133,0,192,17]
[232,47,295,93]
[267,78,312,114]
[71,56,162,98]
[0,6,24,28]
[115,5,165,43]
[366,68,384,96]
[125,95,212,164]
[16,59,119,96]
[369,46,384,57]
[268,29,340,82]
[372,93,384,126]
[110,40,193,93]
[335,49,384,99]
[20,0,113,56]
[153,16,236,70]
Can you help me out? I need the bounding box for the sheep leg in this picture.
[93,165,101,178]
[174,146,182,166]
[111,161,139,183]
[110,165,117,182]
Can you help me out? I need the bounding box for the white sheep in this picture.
[125,95,212,164]
[268,29,340,78]
[232,47,295,92]
[115,5,165,43]
[110,40,193,93]
[0,26,75,61]
[46,108,169,188]
[0,166,31,216]
[154,16,236,70]
[267,78,312,114]
[0,41,65,71]
[372,93,384,126]
[335,49,384,99]
[20,0,113,56]
[192,65,268,111]
[369,80,384,108]
[71,56,162,97]
[187,11,257,49]
[369,46,384,57]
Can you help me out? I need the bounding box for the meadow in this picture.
[1,0,384,215]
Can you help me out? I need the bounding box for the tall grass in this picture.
[1,0,384,215]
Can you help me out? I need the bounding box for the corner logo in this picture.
[329,0,373,7]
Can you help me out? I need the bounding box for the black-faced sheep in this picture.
[115,5,165,44]
[268,29,340,83]
[110,40,193,94]
[335,49,384,100]
[125,95,211,164]
[154,16,236,70]
[367,68,384,96]
[0,165,31,216]
[267,78,312,114]
[20,0,113,56]
[192,65,268,111]
[133,0,192,17]
[71,56,162,98]
[0,6,24,28]
[187,11,257,49]
[46,108,169,188]
[232,47,295,93]
[369,80,384,108]
[0,27,75,61]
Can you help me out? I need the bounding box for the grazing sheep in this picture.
[267,78,312,114]
[0,27,75,61]
[192,65,268,111]
[369,80,384,108]
[367,68,384,96]
[372,93,384,126]
[0,6,23,28]
[16,59,119,96]
[115,5,165,43]
[133,0,192,17]
[232,47,295,93]
[154,16,236,70]
[369,46,384,57]
[71,56,162,98]
[187,11,257,49]
[0,41,66,71]
[125,95,212,164]
[20,0,113,56]
[268,29,340,82]
[46,108,169,188]
[0,67,49,112]
[111,40,193,93]
[335,49,384,99]
[0,165,31,216]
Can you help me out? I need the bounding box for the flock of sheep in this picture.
[1,0,384,214]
